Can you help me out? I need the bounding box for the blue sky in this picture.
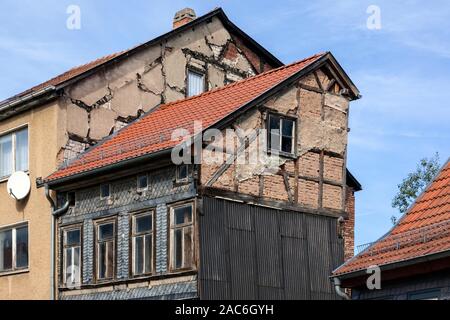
[1,0,449,247]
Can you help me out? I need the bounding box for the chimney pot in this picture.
[173,8,196,29]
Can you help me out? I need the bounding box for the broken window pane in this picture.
[188,70,205,97]
[0,229,12,272]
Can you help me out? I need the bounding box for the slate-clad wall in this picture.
[58,166,196,300]
[199,197,344,300]
[352,270,450,300]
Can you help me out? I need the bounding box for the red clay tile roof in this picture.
[334,159,450,276]
[44,53,325,183]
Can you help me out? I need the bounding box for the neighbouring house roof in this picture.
[0,7,283,115]
[44,53,331,185]
[333,159,450,277]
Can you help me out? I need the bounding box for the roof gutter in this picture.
[43,148,173,189]
[0,85,56,113]
[333,277,351,300]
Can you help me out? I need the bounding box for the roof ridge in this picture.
[157,52,326,111]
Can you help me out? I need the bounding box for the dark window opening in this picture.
[176,165,189,183]
[137,175,148,190]
[100,184,111,199]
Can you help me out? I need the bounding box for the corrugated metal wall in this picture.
[199,197,344,300]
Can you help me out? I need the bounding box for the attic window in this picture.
[187,70,205,97]
[268,114,296,155]
[137,174,148,191]
[100,184,111,199]
[176,165,189,183]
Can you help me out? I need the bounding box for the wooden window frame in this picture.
[0,222,29,274]
[61,225,82,287]
[130,211,155,277]
[94,218,116,283]
[267,113,297,157]
[0,125,29,180]
[168,201,195,272]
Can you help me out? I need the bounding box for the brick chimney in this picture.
[173,8,196,29]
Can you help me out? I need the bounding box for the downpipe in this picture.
[45,185,69,301]
[333,277,351,300]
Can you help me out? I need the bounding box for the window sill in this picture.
[0,268,30,278]
[267,149,296,159]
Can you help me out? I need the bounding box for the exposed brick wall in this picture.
[263,175,289,202]
[323,156,343,182]
[298,179,319,208]
[323,184,342,210]
[343,187,355,261]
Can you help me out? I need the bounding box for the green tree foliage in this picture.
[391,153,441,224]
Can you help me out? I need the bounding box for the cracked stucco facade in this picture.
[57,16,272,166]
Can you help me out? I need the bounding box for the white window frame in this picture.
[267,114,296,156]
[169,202,195,272]
[95,219,116,282]
[0,125,29,180]
[62,226,82,286]
[131,211,154,276]
[187,69,205,97]
[0,222,29,273]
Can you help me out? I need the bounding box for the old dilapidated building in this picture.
[1,7,361,300]
[43,49,361,300]
[0,7,289,299]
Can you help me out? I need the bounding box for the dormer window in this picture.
[0,126,28,179]
[187,70,205,97]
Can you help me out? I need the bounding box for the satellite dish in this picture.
[7,171,31,201]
